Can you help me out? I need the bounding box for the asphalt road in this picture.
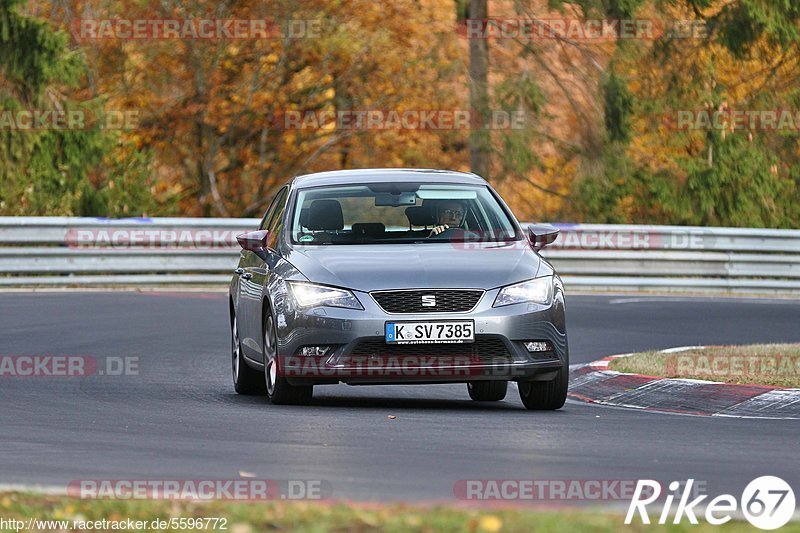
[1,291,800,502]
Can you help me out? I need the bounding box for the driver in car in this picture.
[429,200,466,237]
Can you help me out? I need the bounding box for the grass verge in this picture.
[608,344,800,388]
[1,492,797,532]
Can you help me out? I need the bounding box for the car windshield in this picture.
[290,183,519,245]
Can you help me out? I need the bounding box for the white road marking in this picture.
[609,296,800,305]
[0,484,66,495]
[660,345,706,353]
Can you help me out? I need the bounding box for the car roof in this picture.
[290,168,488,189]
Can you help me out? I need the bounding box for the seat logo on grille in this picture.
[421,295,436,307]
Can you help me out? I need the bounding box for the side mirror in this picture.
[237,230,271,260]
[527,224,560,252]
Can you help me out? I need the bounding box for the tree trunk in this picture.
[469,0,489,178]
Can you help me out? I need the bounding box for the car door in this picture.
[239,186,288,362]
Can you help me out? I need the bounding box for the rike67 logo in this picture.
[626,477,796,530]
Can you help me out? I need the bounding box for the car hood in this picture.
[285,242,542,292]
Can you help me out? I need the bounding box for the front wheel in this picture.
[231,311,266,395]
[467,381,508,401]
[263,309,313,405]
[518,368,568,410]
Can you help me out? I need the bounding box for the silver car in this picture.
[229,169,567,409]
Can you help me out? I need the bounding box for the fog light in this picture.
[524,341,551,353]
[299,346,332,357]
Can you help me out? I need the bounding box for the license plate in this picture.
[385,321,474,344]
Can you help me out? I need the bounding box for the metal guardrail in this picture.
[1,217,799,293]
[540,224,800,293]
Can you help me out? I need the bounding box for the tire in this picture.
[263,307,313,405]
[231,310,266,395]
[467,381,508,401]
[518,367,568,410]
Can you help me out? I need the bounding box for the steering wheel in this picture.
[428,227,480,241]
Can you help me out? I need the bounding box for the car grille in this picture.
[348,337,510,359]
[371,289,483,313]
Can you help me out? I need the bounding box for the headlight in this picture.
[287,281,363,310]
[493,277,553,307]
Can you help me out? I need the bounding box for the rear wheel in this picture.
[518,368,568,410]
[467,381,508,401]
[263,308,313,405]
[231,311,266,395]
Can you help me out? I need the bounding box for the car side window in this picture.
[258,193,280,231]
[257,187,287,231]
[266,187,288,249]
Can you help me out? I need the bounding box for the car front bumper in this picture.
[275,286,568,386]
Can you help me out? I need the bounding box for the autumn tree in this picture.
[47,0,462,217]
[467,0,490,178]
[0,0,163,216]
[570,0,800,227]
[14,0,800,227]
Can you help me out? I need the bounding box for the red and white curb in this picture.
[568,348,800,419]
